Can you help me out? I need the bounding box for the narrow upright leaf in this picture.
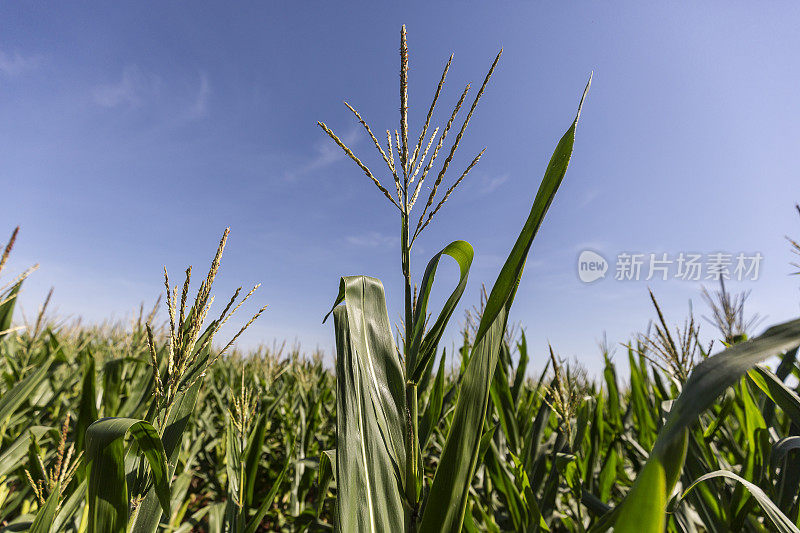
[419,75,591,533]
[408,240,473,380]
[0,280,22,338]
[29,481,60,533]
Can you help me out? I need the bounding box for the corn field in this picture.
[3,26,800,533]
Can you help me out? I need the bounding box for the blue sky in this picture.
[3,2,800,375]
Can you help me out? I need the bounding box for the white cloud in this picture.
[346,231,397,248]
[578,188,600,208]
[284,127,360,182]
[572,240,612,254]
[0,50,43,77]
[480,173,508,193]
[93,66,161,108]
[188,72,210,118]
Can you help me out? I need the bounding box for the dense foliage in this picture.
[0,283,800,531]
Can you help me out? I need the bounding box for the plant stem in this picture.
[401,211,419,531]
[401,212,412,350]
[406,382,418,531]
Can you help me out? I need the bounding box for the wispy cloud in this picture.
[480,173,508,194]
[284,127,360,182]
[572,240,611,253]
[93,65,161,108]
[93,66,211,120]
[188,72,210,118]
[578,188,600,208]
[346,231,397,248]
[0,50,43,77]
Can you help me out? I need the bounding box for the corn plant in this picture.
[319,25,591,532]
[83,229,268,533]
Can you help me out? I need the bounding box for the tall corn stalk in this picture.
[319,24,590,532]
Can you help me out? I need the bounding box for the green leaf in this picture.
[419,74,591,533]
[29,481,60,533]
[0,426,49,478]
[771,437,800,516]
[490,346,520,453]
[75,349,98,456]
[702,388,735,441]
[242,411,269,507]
[0,359,53,429]
[597,446,618,503]
[484,442,525,530]
[327,276,406,532]
[627,348,657,448]
[678,470,800,533]
[511,332,529,407]
[223,413,244,532]
[523,394,552,490]
[317,449,336,518]
[602,354,622,430]
[657,319,800,450]
[748,365,800,426]
[0,280,22,338]
[52,480,87,533]
[129,323,215,533]
[419,350,447,452]
[243,447,292,533]
[408,240,473,381]
[772,436,800,468]
[86,417,171,533]
[611,318,800,533]
[102,358,125,416]
[513,453,550,532]
[613,443,673,533]
[477,424,498,465]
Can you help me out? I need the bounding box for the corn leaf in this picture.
[75,349,98,456]
[611,318,800,533]
[511,332,529,407]
[419,74,591,533]
[129,324,215,533]
[0,426,49,478]
[52,480,87,533]
[748,365,800,425]
[317,449,336,517]
[0,359,53,429]
[490,346,520,453]
[0,280,22,338]
[29,481,60,533]
[408,240,473,381]
[679,470,800,533]
[223,413,244,531]
[86,417,171,533]
[327,276,406,532]
[242,410,269,507]
[243,450,292,533]
[419,349,447,452]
